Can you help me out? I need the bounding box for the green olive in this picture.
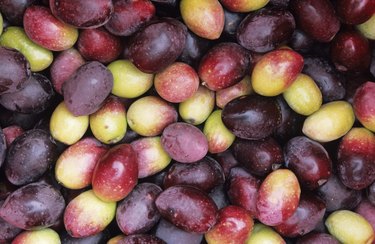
[283,73,322,116]
[0,26,53,71]
[246,223,285,244]
[326,210,374,244]
[357,14,375,40]
[107,59,154,99]
[50,102,89,145]
[179,86,215,125]
[302,101,355,142]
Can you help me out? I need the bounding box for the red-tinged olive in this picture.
[221,95,282,140]
[119,234,166,244]
[180,0,224,40]
[0,47,31,95]
[131,136,171,178]
[128,18,187,73]
[215,75,253,109]
[161,122,208,163]
[92,143,138,202]
[236,7,295,53]
[0,182,65,230]
[256,169,301,226]
[296,232,340,244]
[0,200,22,243]
[127,96,178,137]
[0,0,36,25]
[77,27,123,64]
[284,136,332,190]
[233,137,283,177]
[55,137,108,190]
[317,174,362,212]
[49,48,85,95]
[337,127,375,190]
[353,82,375,132]
[104,0,155,36]
[330,30,371,72]
[198,42,250,91]
[274,193,326,237]
[213,149,239,178]
[23,5,78,51]
[251,48,304,96]
[155,185,218,233]
[205,205,254,244]
[63,190,116,238]
[116,183,162,235]
[62,61,114,116]
[335,0,375,25]
[226,167,260,218]
[302,56,346,102]
[4,129,57,186]
[290,0,340,42]
[50,0,114,29]
[154,62,200,103]
[155,219,203,244]
[12,228,61,244]
[163,157,225,192]
[0,73,55,114]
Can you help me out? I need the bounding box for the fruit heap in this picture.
[0,0,374,243]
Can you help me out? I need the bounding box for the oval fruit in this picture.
[256,169,301,226]
[325,210,374,244]
[283,73,322,116]
[155,185,218,233]
[127,96,178,137]
[0,182,65,230]
[23,5,79,51]
[251,49,304,96]
[302,101,355,142]
[55,137,108,190]
[62,61,114,116]
[180,0,224,40]
[92,143,138,202]
[222,95,282,140]
[89,96,127,144]
[49,102,89,145]
[64,190,116,238]
[161,122,208,163]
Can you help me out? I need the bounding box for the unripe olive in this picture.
[107,60,153,99]
[283,73,322,116]
[179,86,215,125]
[0,27,53,72]
[50,102,89,145]
[90,96,127,144]
[302,101,355,142]
[357,14,375,40]
[326,210,374,244]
